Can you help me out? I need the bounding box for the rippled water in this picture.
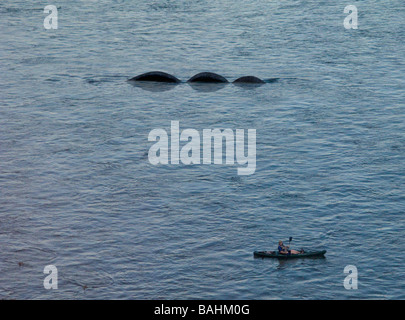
[1,0,404,299]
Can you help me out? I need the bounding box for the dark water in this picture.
[0,1,404,299]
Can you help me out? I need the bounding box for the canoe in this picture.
[253,250,326,259]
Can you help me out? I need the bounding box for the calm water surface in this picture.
[0,0,404,299]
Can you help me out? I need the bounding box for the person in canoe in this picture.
[278,241,303,255]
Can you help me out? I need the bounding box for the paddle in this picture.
[288,237,305,254]
[287,237,293,254]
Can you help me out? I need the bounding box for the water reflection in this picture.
[253,255,327,270]
[233,82,265,90]
[187,82,228,92]
[128,81,179,92]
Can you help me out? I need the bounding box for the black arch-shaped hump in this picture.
[187,72,228,83]
[128,71,181,83]
[233,76,265,84]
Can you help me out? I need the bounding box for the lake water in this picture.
[0,0,404,299]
